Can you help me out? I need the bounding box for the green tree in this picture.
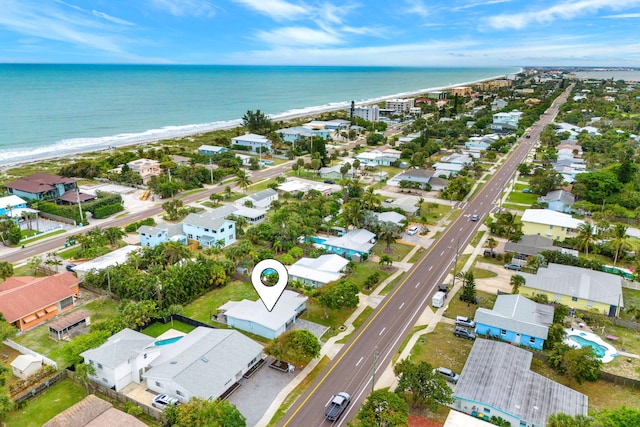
[103,226,126,246]
[264,329,321,365]
[0,314,15,342]
[394,359,454,410]
[167,397,246,427]
[547,412,594,427]
[162,199,184,221]
[242,109,272,135]
[0,394,13,422]
[576,221,596,257]
[0,262,13,281]
[545,323,567,350]
[318,280,360,309]
[460,270,477,304]
[510,274,525,294]
[74,362,96,395]
[119,300,158,329]
[61,330,111,366]
[548,344,602,384]
[378,221,400,252]
[609,223,629,266]
[235,170,251,193]
[594,406,640,427]
[354,388,409,427]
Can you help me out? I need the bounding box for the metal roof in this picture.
[474,295,554,339]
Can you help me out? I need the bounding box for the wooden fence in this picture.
[86,380,163,420]
[13,370,67,404]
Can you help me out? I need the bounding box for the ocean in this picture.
[0,65,519,166]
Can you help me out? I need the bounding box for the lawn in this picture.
[408,247,425,264]
[4,378,86,427]
[442,290,498,321]
[141,320,196,337]
[371,240,415,261]
[470,267,497,279]
[337,306,374,344]
[621,288,640,321]
[183,280,258,324]
[507,191,538,205]
[417,202,452,225]
[300,301,356,341]
[469,230,485,248]
[347,261,393,294]
[409,322,475,376]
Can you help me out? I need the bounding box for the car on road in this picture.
[152,394,179,410]
[324,179,335,184]
[455,316,476,328]
[471,214,479,221]
[407,225,420,236]
[437,367,460,384]
[325,392,350,421]
[504,263,522,271]
[454,326,476,340]
[438,284,449,295]
[65,263,77,272]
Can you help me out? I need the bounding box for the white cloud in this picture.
[452,0,512,11]
[256,26,343,46]
[91,10,135,26]
[404,0,429,17]
[150,0,218,18]
[486,0,640,30]
[233,0,310,20]
[603,13,640,18]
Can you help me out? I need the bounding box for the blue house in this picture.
[182,210,236,248]
[0,195,28,217]
[539,189,575,213]
[231,133,272,153]
[197,145,228,156]
[474,295,554,350]
[218,290,308,339]
[4,172,79,201]
[315,229,376,259]
[137,224,186,248]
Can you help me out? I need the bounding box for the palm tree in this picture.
[510,274,525,294]
[576,221,596,257]
[235,170,251,193]
[103,226,126,247]
[379,254,393,269]
[361,188,382,211]
[609,223,629,267]
[378,222,400,253]
[74,363,96,395]
[160,241,192,266]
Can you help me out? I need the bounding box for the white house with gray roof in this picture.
[453,339,588,427]
[288,254,349,288]
[182,210,236,248]
[232,133,272,153]
[218,290,308,339]
[236,188,278,210]
[81,329,160,391]
[475,295,554,350]
[143,327,263,402]
[374,211,407,227]
[138,223,186,248]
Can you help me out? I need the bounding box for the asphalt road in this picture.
[278,86,573,427]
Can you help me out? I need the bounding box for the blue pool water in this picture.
[568,335,606,357]
[154,336,183,346]
[308,237,326,244]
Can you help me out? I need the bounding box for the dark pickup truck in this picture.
[325,392,351,421]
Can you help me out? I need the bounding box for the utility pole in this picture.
[372,346,379,393]
[209,157,214,184]
[76,186,84,226]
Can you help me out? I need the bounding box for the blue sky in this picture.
[0,0,639,66]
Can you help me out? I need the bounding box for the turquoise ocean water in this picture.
[0,65,519,166]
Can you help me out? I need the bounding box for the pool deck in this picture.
[564,329,618,363]
[156,328,187,341]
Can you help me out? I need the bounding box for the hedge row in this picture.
[83,192,123,215]
[124,217,156,232]
[93,203,124,219]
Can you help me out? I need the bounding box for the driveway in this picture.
[474,261,515,294]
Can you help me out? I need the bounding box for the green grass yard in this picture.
[183,280,258,324]
[141,320,196,337]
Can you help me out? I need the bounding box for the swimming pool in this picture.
[154,336,183,346]
[564,329,618,363]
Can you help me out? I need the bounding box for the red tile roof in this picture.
[0,272,79,323]
[4,172,78,195]
[58,191,97,203]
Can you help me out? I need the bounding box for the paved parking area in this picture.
[289,319,329,341]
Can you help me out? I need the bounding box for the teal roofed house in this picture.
[314,229,376,260]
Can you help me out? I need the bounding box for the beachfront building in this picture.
[385,98,415,114]
[232,133,272,153]
[0,195,29,218]
[519,263,623,317]
[520,209,583,241]
[287,254,349,288]
[351,105,380,122]
[449,86,472,96]
[126,158,161,184]
[197,145,228,156]
[4,172,79,201]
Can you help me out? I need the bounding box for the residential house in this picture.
[396,132,421,146]
[453,339,588,427]
[0,272,79,331]
[491,110,523,131]
[355,148,401,167]
[232,133,272,153]
[319,164,355,180]
[197,145,228,156]
[182,210,236,248]
[0,195,29,218]
[475,295,554,350]
[304,119,350,131]
[4,172,79,201]
[315,229,376,259]
[229,206,267,225]
[276,126,318,145]
[504,235,561,258]
[236,188,278,210]
[391,169,434,189]
[218,290,308,338]
[287,254,349,288]
[170,155,191,166]
[374,211,407,227]
[236,153,253,167]
[491,98,508,111]
[138,223,186,248]
[538,190,576,213]
[43,394,148,427]
[519,263,623,317]
[11,355,43,380]
[126,158,161,184]
[433,162,465,178]
[520,209,583,241]
[440,153,473,165]
[143,327,264,402]
[80,328,159,391]
[72,245,141,280]
[428,176,449,191]
[277,179,334,196]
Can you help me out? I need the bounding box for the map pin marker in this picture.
[251,259,289,312]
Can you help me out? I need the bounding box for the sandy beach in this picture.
[0,72,515,173]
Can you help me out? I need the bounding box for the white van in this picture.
[432,291,446,308]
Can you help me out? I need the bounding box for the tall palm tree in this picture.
[103,226,126,247]
[576,221,596,257]
[235,170,251,193]
[610,223,629,266]
[361,188,382,211]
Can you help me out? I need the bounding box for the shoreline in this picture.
[1,70,519,173]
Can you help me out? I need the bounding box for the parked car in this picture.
[455,316,476,328]
[65,263,77,272]
[522,188,531,193]
[152,394,179,410]
[407,225,420,236]
[471,214,479,221]
[483,249,497,258]
[325,392,351,421]
[437,367,460,384]
[454,326,476,340]
[504,263,522,271]
[324,179,335,184]
[438,284,449,295]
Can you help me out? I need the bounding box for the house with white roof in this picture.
[232,133,272,153]
[126,158,161,184]
[520,209,583,241]
[433,162,465,178]
[72,245,141,280]
[11,354,43,380]
[182,210,236,248]
[236,188,278,210]
[315,229,376,259]
[475,295,554,350]
[491,110,522,131]
[374,211,407,227]
[288,254,349,288]
[197,145,228,156]
[319,164,355,180]
[218,290,308,339]
[520,263,623,317]
[389,169,435,189]
[277,179,333,196]
[138,223,186,248]
[0,195,30,218]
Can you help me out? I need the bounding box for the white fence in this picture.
[3,339,58,370]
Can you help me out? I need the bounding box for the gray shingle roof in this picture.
[504,235,557,256]
[520,263,623,307]
[80,329,154,369]
[456,339,588,425]
[475,295,554,339]
[250,188,277,201]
